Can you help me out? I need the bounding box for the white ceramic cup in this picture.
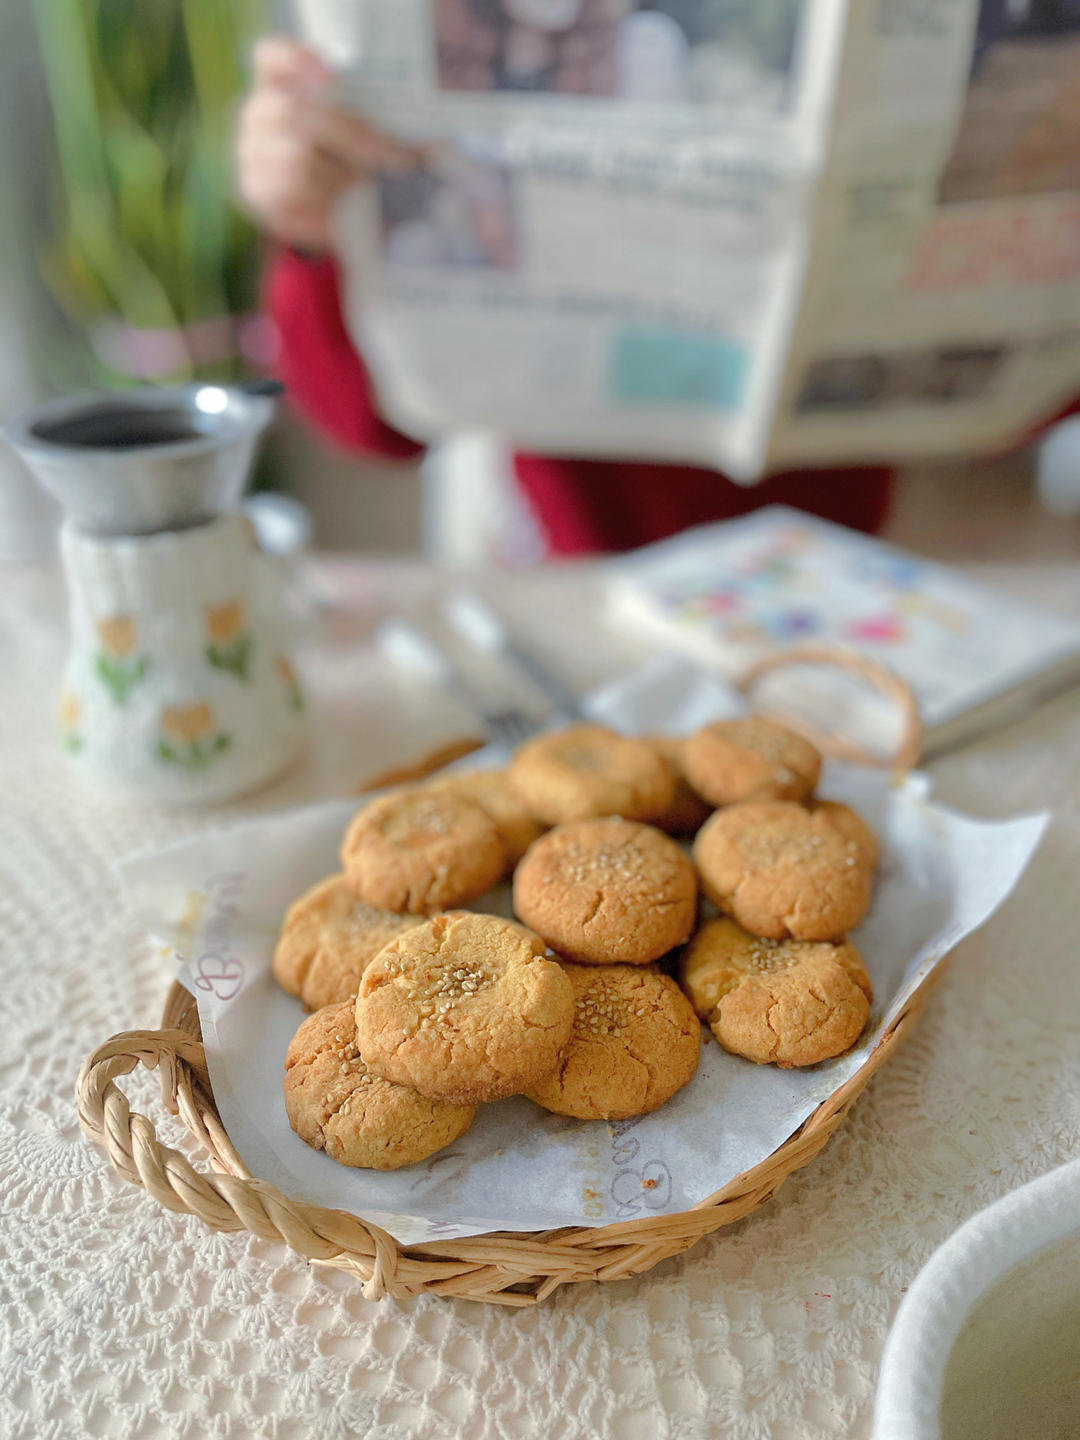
[873,1157,1080,1440]
[58,514,305,806]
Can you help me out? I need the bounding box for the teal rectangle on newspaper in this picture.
[611,330,747,409]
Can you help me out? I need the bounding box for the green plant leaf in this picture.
[32,0,267,378]
[32,0,111,203]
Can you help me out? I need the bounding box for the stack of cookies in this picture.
[275,718,879,1172]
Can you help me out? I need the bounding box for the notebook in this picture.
[609,507,1080,758]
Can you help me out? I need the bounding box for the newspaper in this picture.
[295,0,1080,480]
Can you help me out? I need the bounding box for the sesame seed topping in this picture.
[743,940,796,975]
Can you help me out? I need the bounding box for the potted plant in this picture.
[32,0,267,384]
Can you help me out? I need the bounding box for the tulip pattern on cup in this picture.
[58,689,84,754]
[276,654,303,713]
[94,614,149,705]
[57,515,304,804]
[205,600,253,682]
[157,703,232,770]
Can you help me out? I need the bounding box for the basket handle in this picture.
[736,644,922,770]
[75,1026,404,1297]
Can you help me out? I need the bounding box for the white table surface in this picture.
[1,553,1078,1440]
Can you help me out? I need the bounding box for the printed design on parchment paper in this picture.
[607,1116,673,1220]
[574,1114,675,1222]
[191,872,247,1001]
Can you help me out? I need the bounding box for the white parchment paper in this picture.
[120,657,1047,1245]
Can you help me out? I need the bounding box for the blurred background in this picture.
[0,0,1074,566]
[0,0,422,560]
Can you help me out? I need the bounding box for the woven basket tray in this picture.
[77,647,926,1305]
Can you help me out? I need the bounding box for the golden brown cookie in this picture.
[645,735,714,836]
[692,800,874,941]
[355,912,574,1105]
[508,724,675,826]
[283,1001,475,1169]
[441,911,546,950]
[513,817,698,965]
[683,717,821,807]
[525,963,701,1119]
[679,917,872,1067]
[273,874,427,1009]
[341,787,506,913]
[812,800,880,870]
[425,767,545,866]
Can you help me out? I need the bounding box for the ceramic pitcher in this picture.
[5,385,305,805]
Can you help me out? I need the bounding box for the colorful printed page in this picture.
[610,507,1080,742]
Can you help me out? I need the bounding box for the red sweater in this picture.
[266,249,896,553]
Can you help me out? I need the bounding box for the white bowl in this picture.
[873,1157,1080,1440]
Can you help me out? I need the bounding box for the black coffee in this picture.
[31,407,215,450]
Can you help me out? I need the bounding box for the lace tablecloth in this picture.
[2,556,1078,1440]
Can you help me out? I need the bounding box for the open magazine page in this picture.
[769,0,1080,466]
[297,0,850,478]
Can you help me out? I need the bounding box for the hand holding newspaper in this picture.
[296,0,1080,480]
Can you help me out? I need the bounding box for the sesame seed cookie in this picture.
[341,788,506,914]
[425,767,545,867]
[513,817,698,965]
[692,800,874,941]
[812,800,880,870]
[525,964,701,1119]
[355,912,575,1105]
[283,1001,475,1169]
[679,917,872,1067]
[645,735,714,836]
[508,724,675,826]
[683,717,821,807]
[272,874,427,1010]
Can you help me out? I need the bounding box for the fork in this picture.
[375,618,540,750]
[442,590,584,722]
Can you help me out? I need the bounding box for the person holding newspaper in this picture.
[237,35,893,556]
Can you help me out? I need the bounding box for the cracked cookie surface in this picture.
[341,787,506,913]
[525,963,701,1119]
[512,817,698,965]
[679,917,872,1067]
[683,717,821,807]
[283,1001,475,1169]
[355,912,575,1104]
[425,767,545,867]
[693,800,875,940]
[273,874,427,1009]
[508,724,675,826]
